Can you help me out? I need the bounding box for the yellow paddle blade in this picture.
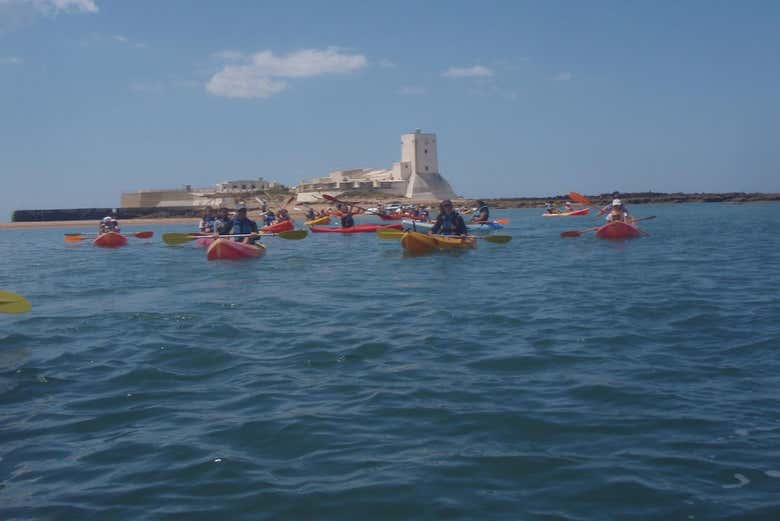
[376,228,405,240]
[0,290,31,314]
[482,234,512,244]
[162,233,201,245]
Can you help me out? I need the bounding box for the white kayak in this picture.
[402,219,503,235]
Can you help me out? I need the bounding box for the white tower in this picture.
[401,129,456,200]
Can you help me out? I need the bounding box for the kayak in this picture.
[400,230,477,255]
[261,220,294,233]
[402,219,503,234]
[596,221,642,239]
[206,239,266,260]
[93,232,127,248]
[542,208,590,217]
[304,215,331,226]
[309,223,403,233]
[195,237,213,248]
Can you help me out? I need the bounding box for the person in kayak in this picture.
[431,199,467,236]
[214,207,234,235]
[340,205,355,228]
[264,209,276,226]
[564,201,574,212]
[606,199,632,222]
[544,201,558,214]
[198,207,216,233]
[231,206,259,243]
[599,191,621,215]
[277,208,291,222]
[471,200,490,223]
[306,207,316,220]
[99,215,120,233]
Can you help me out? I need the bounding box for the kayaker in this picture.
[341,205,355,228]
[214,207,233,235]
[306,207,316,220]
[564,201,574,212]
[264,210,276,226]
[471,200,490,223]
[277,208,291,222]
[199,207,216,233]
[231,206,259,243]
[544,201,558,214]
[99,216,120,233]
[599,191,621,215]
[430,199,467,236]
[606,199,631,222]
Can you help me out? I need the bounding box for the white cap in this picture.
[102,216,112,222]
[612,199,622,207]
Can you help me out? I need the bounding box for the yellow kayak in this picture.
[305,215,331,226]
[400,230,477,255]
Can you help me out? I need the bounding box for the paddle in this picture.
[376,228,512,244]
[162,229,307,245]
[561,216,656,237]
[64,231,154,242]
[569,191,608,214]
[0,290,32,314]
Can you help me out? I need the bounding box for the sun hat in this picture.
[612,199,622,207]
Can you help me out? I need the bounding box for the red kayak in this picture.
[309,223,403,233]
[542,208,590,217]
[206,239,266,260]
[261,220,294,233]
[93,232,127,247]
[596,221,642,239]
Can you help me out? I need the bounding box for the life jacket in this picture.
[264,212,275,225]
[215,217,232,234]
[199,216,216,232]
[232,217,257,241]
[438,212,463,235]
[341,214,355,228]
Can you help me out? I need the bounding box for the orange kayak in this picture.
[596,221,642,239]
[400,230,476,255]
[261,220,294,233]
[93,232,127,247]
[206,239,266,260]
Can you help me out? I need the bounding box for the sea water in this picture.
[1,203,779,520]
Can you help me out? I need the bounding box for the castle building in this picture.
[296,129,456,202]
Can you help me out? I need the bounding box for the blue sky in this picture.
[1,0,779,220]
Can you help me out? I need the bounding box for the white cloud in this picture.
[10,0,99,14]
[553,72,573,81]
[206,47,367,99]
[206,71,287,99]
[442,65,493,78]
[399,85,426,96]
[0,56,23,64]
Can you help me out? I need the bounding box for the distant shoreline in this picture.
[3,192,778,228]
